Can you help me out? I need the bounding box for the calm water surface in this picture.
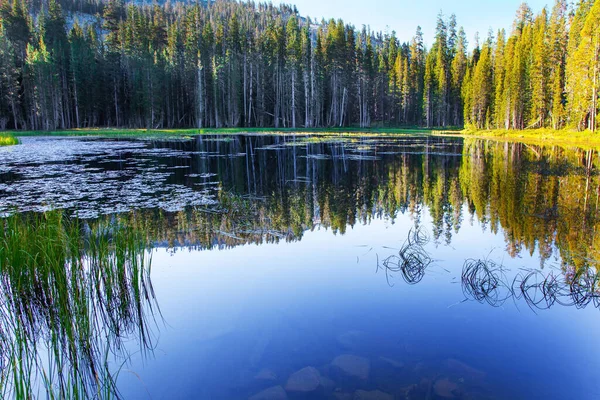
[2,134,600,399]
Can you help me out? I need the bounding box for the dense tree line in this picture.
[0,0,599,131]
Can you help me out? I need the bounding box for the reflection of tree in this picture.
[460,139,600,270]
[144,136,600,270]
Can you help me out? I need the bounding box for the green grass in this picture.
[12,126,461,138]
[0,133,19,146]
[460,128,600,147]
[0,211,157,399]
[13,126,600,147]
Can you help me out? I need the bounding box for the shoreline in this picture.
[459,128,600,148]
[3,127,600,148]
[7,127,457,138]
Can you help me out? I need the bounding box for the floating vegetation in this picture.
[0,137,219,217]
[377,247,600,314]
[514,269,578,311]
[461,259,513,307]
[0,211,158,399]
[459,259,600,312]
[377,228,433,286]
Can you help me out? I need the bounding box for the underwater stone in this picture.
[331,355,370,380]
[254,368,277,381]
[249,385,288,400]
[284,366,321,392]
[433,377,460,398]
[319,375,336,391]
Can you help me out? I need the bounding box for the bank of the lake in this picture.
[9,126,459,138]
[461,128,600,148]
[7,127,600,148]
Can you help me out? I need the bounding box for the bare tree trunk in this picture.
[114,79,119,127]
[73,75,80,128]
[291,69,296,128]
[198,60,204,128]
[592,35,599,133]
[274,65,280,128]
[243,53,247,126]
[303,66,309,127]
[358,76,363,128]
[310,54,316,127]
[339,87,347,127]
[11,99,18,130]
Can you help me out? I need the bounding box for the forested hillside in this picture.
[0,0,598,131]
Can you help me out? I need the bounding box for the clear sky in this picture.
[270,0,552,48]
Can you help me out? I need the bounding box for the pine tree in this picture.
[548,0,567,129]
[286,14,301,128]
[469,34,494,129]
[530,8,549,128]
[450,27,467,126]
[492,29,506,129]
[0,0,595,133]
[574,1,600,131]
[565,0,593,130]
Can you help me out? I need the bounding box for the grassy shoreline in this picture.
[8,126,459,138]
[5,127,600,147]
[460,128,600,147]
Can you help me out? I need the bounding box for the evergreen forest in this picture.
[0,0,599,132]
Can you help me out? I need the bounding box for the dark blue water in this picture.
[3,135,600,399]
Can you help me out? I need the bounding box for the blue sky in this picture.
[271,0,551,48]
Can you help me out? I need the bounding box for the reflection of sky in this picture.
[118,207,600,400]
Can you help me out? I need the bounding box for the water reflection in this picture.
[0,212,158,398]
[99,136,600,270]
[1,135,600,399]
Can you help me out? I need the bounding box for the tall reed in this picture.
[0,211,157,399]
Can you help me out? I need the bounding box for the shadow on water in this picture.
[0,211,159,399]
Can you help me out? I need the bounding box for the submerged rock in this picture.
[404,383,425,400]
[285,366,321,392]
[434,377,460,398]
[331,355,370,380]
[319,375,336,391]
[254,368,277,381]
[353,389,394,400]
[249,385,288,400]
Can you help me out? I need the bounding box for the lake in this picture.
[0,134,599,399]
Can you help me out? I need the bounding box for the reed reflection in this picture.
[0,212,159,399]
